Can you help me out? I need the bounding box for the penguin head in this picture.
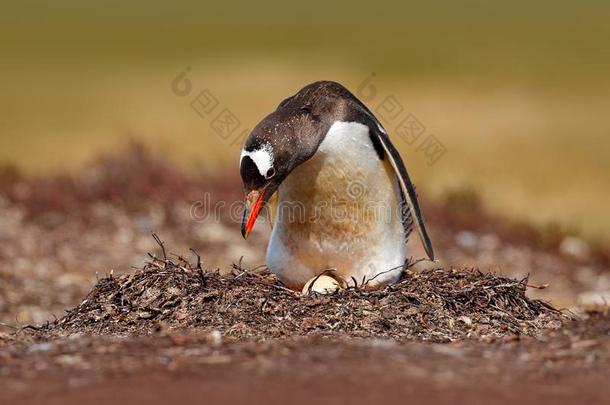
[240,104,331,238]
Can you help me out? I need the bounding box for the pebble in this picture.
[559,236,590,260]
[28,342,52,353]
[577,291,610,309]
[456,231,478,250]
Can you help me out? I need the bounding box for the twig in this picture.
[152,233,167,266]
[365,264,405,287]
[526,282,549,290]
[189,248,203,270]
[21,324,43,331]
[0,321,18,330]
[405,257,429,269]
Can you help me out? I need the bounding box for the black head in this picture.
[240,81,351,237]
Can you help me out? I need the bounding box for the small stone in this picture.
[559,236,590,260]
[577,291,610,310]
[28,342,52,353]
[456,231,478,250]
[209,329,222,347]
[55,354,84,367]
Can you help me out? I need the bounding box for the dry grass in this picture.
[39,242,566,342]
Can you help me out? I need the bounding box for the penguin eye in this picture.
[265,167,276,179]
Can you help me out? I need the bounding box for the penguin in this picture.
[240,81,434,291]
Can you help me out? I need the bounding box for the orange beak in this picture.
[241,190,265,239]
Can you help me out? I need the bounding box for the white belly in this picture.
[266,121,407,289]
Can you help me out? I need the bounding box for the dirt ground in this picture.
[0,147,609,404]
[1,314,609,405]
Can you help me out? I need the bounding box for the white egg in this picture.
[301,275,341,295]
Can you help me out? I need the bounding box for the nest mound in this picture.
[42,254,565,342]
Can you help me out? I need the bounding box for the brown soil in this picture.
[1,146,609,404]
[1,313,608,405]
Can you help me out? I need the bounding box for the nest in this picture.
[39,244,566,342]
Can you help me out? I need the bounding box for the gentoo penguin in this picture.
[240,81,434,290]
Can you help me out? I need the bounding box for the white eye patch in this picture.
[240,143,275,178]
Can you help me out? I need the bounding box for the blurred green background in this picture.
[1,1,609,241]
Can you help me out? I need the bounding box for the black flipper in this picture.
[354,104,435,261]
